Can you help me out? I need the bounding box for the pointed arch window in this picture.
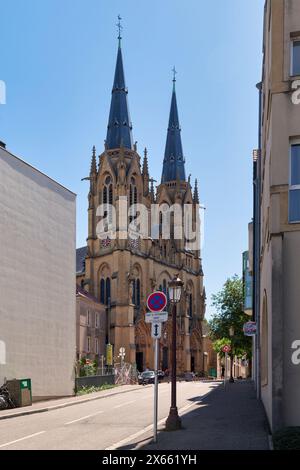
[100,277,111,305]
[130,177,138,205]
[189,293,193,317]
[131,278,141,307]
[100,279,105,304]
[103,176,113,225]
[106,278,111,306]
[129,177,138,225]
[136,279,141,307]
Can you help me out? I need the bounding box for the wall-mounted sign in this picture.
[106,343,113,366]
[243,321,257,336]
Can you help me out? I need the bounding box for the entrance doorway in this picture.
[191,356,195,372]
[136,351,143,372]
[162,347,168,370]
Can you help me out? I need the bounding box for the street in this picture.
[0,381,220,450]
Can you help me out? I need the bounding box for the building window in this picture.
[289,143,300,222]
[292,40,300,76]
[131,278,141,306]
[95,313,99,328]
[95,338,99,354]
[87,336,91,353]
[87,310,90,326]
[100,279,105,303]
[261,293,268,386]
[106,278,111,305]
[103,175,113,225]
[189,293,193,317]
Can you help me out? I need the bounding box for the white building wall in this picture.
[0,147,76,398]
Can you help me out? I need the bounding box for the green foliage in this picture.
[77,357,98,377]
[76,384,116,396]
[209,275,252,359]
[273,427,300,450]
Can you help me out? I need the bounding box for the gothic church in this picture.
[76,32,206,374]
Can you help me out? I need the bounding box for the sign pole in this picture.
[153,337,159,443]
[146,291,167,445]
[225,352,227,389]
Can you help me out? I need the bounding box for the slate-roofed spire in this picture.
[106,16,133,150]
[161,67,186,183]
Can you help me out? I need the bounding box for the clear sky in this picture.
[0,0,264,318]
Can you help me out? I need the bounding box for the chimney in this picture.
[0,141,6,149]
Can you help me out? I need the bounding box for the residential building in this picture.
[76,286,106,362]
[254,0,300,430]
[76,32,205,373]
[0,143,76,400]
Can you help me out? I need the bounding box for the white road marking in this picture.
[113,400,135,409]
[0,431,46,448]
[65,410,104,425]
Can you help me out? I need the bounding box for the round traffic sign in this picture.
[222,345,231,353]
[147,291,167,312]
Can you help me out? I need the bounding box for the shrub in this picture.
[76,384,116,396]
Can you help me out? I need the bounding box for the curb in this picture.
[0,385,145,421]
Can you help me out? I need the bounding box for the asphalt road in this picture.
[0,381,220,450]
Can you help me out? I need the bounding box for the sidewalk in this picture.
[125,380,270,450]
[0,384,142,420]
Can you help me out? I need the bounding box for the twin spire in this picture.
[105,18,186,184]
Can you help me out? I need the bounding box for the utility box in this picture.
[6,379,32,407]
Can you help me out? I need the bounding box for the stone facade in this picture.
[255,0,300,430]
[76,286,106,362]
[76,38,205,374]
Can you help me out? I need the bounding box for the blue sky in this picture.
[0,0,264,317]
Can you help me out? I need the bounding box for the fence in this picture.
[75,374,115,391]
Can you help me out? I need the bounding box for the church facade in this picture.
[76,35,206,374]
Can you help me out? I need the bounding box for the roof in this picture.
[76,285,101,305]
[161,86,186,183]
[0,146,76,196]
[76,246,87,274]
[106,44,133,150]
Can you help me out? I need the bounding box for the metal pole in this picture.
[154,338,158,443]
[171,303,176,409]
[225,352,228,389]
[165,303,181,430]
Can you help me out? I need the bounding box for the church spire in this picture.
[193,178,199,204]
[106,17,133,150]
[161,68,186,183]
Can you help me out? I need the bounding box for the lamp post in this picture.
[165,274,184,431]
[229,326,234,383]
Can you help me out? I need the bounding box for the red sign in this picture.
[222,345,231,353]
[147,291,167,312]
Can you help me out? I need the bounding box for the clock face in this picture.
[101,237,111,248]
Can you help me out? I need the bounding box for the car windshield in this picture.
[142,371,154,377]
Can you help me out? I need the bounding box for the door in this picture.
[162,347,168,370]
[136,352,143,372]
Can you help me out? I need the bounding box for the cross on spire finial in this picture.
[172,66,177,90]
[117,15,122,46]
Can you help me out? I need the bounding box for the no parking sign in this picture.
[146,291,167,313]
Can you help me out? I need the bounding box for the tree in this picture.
[209,275,252,379]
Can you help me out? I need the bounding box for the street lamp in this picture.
[229,326,234,383]
[165,274,184,431]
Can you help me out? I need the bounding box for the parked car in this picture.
[157,370,165,381]
[138,370,155,385]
